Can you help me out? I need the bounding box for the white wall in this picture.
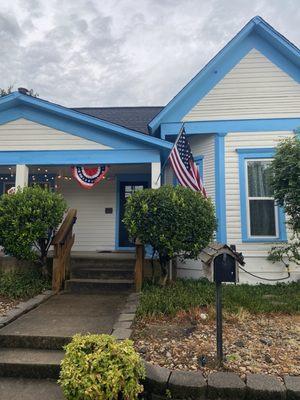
[190,135,215,203]
[0,118,111,150]
[183,49,300,121]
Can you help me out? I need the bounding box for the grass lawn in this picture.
[0,268,51,300]
[137,279,300,317]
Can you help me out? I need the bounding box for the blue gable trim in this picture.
[161,118,300,139]
[149,16,300,135]
[0,93,172,150]
[238,148,287,243]
[0,150,160,165]
[215,133,227,243]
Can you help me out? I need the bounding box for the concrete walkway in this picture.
[0,291,129,341]
[0,291,131,399]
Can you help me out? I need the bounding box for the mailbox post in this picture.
[213,253,237,363]
[199,243,245,365]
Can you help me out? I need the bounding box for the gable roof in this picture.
[73,106,163,135]
[148,16,300,135]
[0,92,172,150]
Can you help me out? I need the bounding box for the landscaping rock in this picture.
[246,373,286,400]
[284,376,300,400]
[143,361,171,394]
[168,370,207,399]
[207,371,246,399]
[260,338,273,346]
[234,340,245,348]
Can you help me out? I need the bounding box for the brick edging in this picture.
[0,290,54,329]
[111,292,140,340]
[142,361,300,400]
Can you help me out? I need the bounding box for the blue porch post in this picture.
[214,132,227,243]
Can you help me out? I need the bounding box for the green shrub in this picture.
[268,136,300,267]
[0,268,51,299]
[59,334,145,400]
[0,186,67,273]
[123,185,216,282]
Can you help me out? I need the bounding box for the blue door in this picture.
[118,181,149,247]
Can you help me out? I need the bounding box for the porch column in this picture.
[15,164,29,189]
[151,162,161,189]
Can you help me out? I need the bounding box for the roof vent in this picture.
[18,87,29,95]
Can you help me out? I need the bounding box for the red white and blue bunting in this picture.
[71,165,109,189]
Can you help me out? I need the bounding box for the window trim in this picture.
[237,148,287,243]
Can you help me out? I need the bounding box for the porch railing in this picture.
[51,208,77,292]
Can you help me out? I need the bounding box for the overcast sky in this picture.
[0,0,299,107]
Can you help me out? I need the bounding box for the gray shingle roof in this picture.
[72,106,163,134]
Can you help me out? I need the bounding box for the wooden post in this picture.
[51,209,77,293]
[135,239,144,292]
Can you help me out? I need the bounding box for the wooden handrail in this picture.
[135,239,144,292]
[52,209,77,292]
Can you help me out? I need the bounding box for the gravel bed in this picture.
[132,310,300,380]
[0,296,19,316]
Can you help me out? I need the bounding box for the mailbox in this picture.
[199,243,243,284]
[213,253,237,283]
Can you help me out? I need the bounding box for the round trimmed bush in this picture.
[59,334,145,400]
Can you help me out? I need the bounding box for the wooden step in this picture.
[0,348,63,379]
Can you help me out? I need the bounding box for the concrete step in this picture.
[70,257,135,269]
[0,377,64,400]
[0,334,70,350]
[0,348,63,379]
[65,278,134,293]
[70,267,134,280]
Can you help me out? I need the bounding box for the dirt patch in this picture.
[132,309,300,379]
[0,296,18,316]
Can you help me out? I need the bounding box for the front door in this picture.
[118,181,149,247]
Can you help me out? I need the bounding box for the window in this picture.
[237,149,287,243]
[246,159,277,237]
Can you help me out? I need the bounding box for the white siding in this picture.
[190,134,215,203]
[183,49,300,121]
[225,131,300,283]
[60,179,116,252]
[0,118,111,150]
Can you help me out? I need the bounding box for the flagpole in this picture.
[154,122,185,185]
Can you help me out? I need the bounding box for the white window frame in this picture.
[245,158,279,239]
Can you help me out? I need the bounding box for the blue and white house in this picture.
[0,16,299,282]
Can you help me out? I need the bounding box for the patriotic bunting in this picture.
[71,165,109,189]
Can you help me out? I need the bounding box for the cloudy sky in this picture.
[0,0,299,107]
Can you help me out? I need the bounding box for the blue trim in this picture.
[161,118,300,139]
[0,93,172,150]
[215,133,227,243]
[0,150,160,165]
[149,16,300,134]
[238,148,287,242]
[115,174,151,250]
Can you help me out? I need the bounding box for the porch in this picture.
[0,162,161,252]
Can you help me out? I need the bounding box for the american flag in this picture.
[169,127,207,197]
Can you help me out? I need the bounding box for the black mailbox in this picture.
[213,253,237,283]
